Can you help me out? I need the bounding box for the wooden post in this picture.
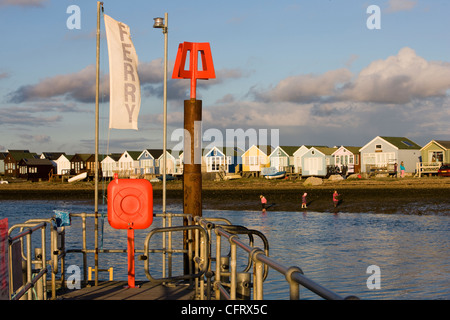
[183,98,202,274]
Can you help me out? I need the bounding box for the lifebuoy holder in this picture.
[107,174,153,288]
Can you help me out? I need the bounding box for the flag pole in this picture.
[94,0,103,286]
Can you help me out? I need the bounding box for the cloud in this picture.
[8,65,106,103]
[19,134,51,144]
[386,0,417,13]
[0,0,48,7]
[0,100,85,126]
[8,58,248,104]
[0,72,9,79]
[253,68,353,103]
[216,93,236,104]
[253,47,450,105]
[0,107,62,126]
[341,47,450,103]
[7,59,164,104]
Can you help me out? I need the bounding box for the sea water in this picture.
[1,199,448,300]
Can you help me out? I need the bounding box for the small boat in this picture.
[68,172,87,183]
[223,174,242,180]
[157,174,176,181]
[264,171,286,179]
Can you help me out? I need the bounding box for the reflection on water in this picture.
[1,200,449,300]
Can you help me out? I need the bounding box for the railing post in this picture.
[286,266,303,300]
[251,249,264,300]
[236,272,251,300]
[81,213,87,285]
[34,248,44,300]
[25,232,32,300]
[214,231,221,300]
[229,235,238,300]
[40,224,48,300]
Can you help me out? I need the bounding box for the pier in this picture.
[3,212,358,301]
[59,281,194,300]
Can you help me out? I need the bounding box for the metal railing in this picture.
[193,216,358,300]
[7,218,65,300]
[5,212,358,300]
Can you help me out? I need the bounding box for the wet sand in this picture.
[1,177,450,215]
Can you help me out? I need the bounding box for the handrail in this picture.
[211,222,358,300]
[5,211,358,300]
[142,225,209,284]
[7,219,61,300]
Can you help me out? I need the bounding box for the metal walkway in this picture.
[59,281,194,300]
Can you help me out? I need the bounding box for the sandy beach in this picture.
[1,176,449,215]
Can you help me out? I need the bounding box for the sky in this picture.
[0,0,449,155]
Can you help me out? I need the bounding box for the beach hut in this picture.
[101,153,122,178]
[420,140,450,164]
[0,152,7,175]
[201,146,242,173]
[118,151,141,177]
[18,158,54,182]
[293,146,309,174]
[173,150,184,175]
[70,154,92,175]
[202,146,229,173]
[418,140,450,176]
[223,147,243,173]
[241,145,272,174]
[359,136,421,173]
[85,154,102,177]
[138,149,163,175]
[268,146,298,173]
[54,154,73,175]
[332,146,361,175]
[156,150,177,175]
[301,146,337,177]
[4,150,38,177]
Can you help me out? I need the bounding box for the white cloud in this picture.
[254,47,450,105]
[341,47,450,103]
[254,68,352,103]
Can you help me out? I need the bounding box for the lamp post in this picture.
[153,13,170,277]
[153,14,168,215]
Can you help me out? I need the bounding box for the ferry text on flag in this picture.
[104,14,141,130]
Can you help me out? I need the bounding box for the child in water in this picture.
[333,190,340,208]
[260,195,267,211]
[301,192,307,208]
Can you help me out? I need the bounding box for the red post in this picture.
[172,42,216,99]
[127,228,135,288]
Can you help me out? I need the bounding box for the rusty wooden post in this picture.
[183,98,202,273]
[183,98,202,218]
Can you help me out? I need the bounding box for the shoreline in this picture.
[1,177,450,215]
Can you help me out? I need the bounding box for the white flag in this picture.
[104,14,141,130]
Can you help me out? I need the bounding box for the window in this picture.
[401,140,414,147]
[429,151,443,162]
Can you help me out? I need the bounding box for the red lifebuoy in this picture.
[108,178,153,229]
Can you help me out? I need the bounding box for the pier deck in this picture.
[58,281,195,300]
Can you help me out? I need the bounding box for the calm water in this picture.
[1,199,449,300]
